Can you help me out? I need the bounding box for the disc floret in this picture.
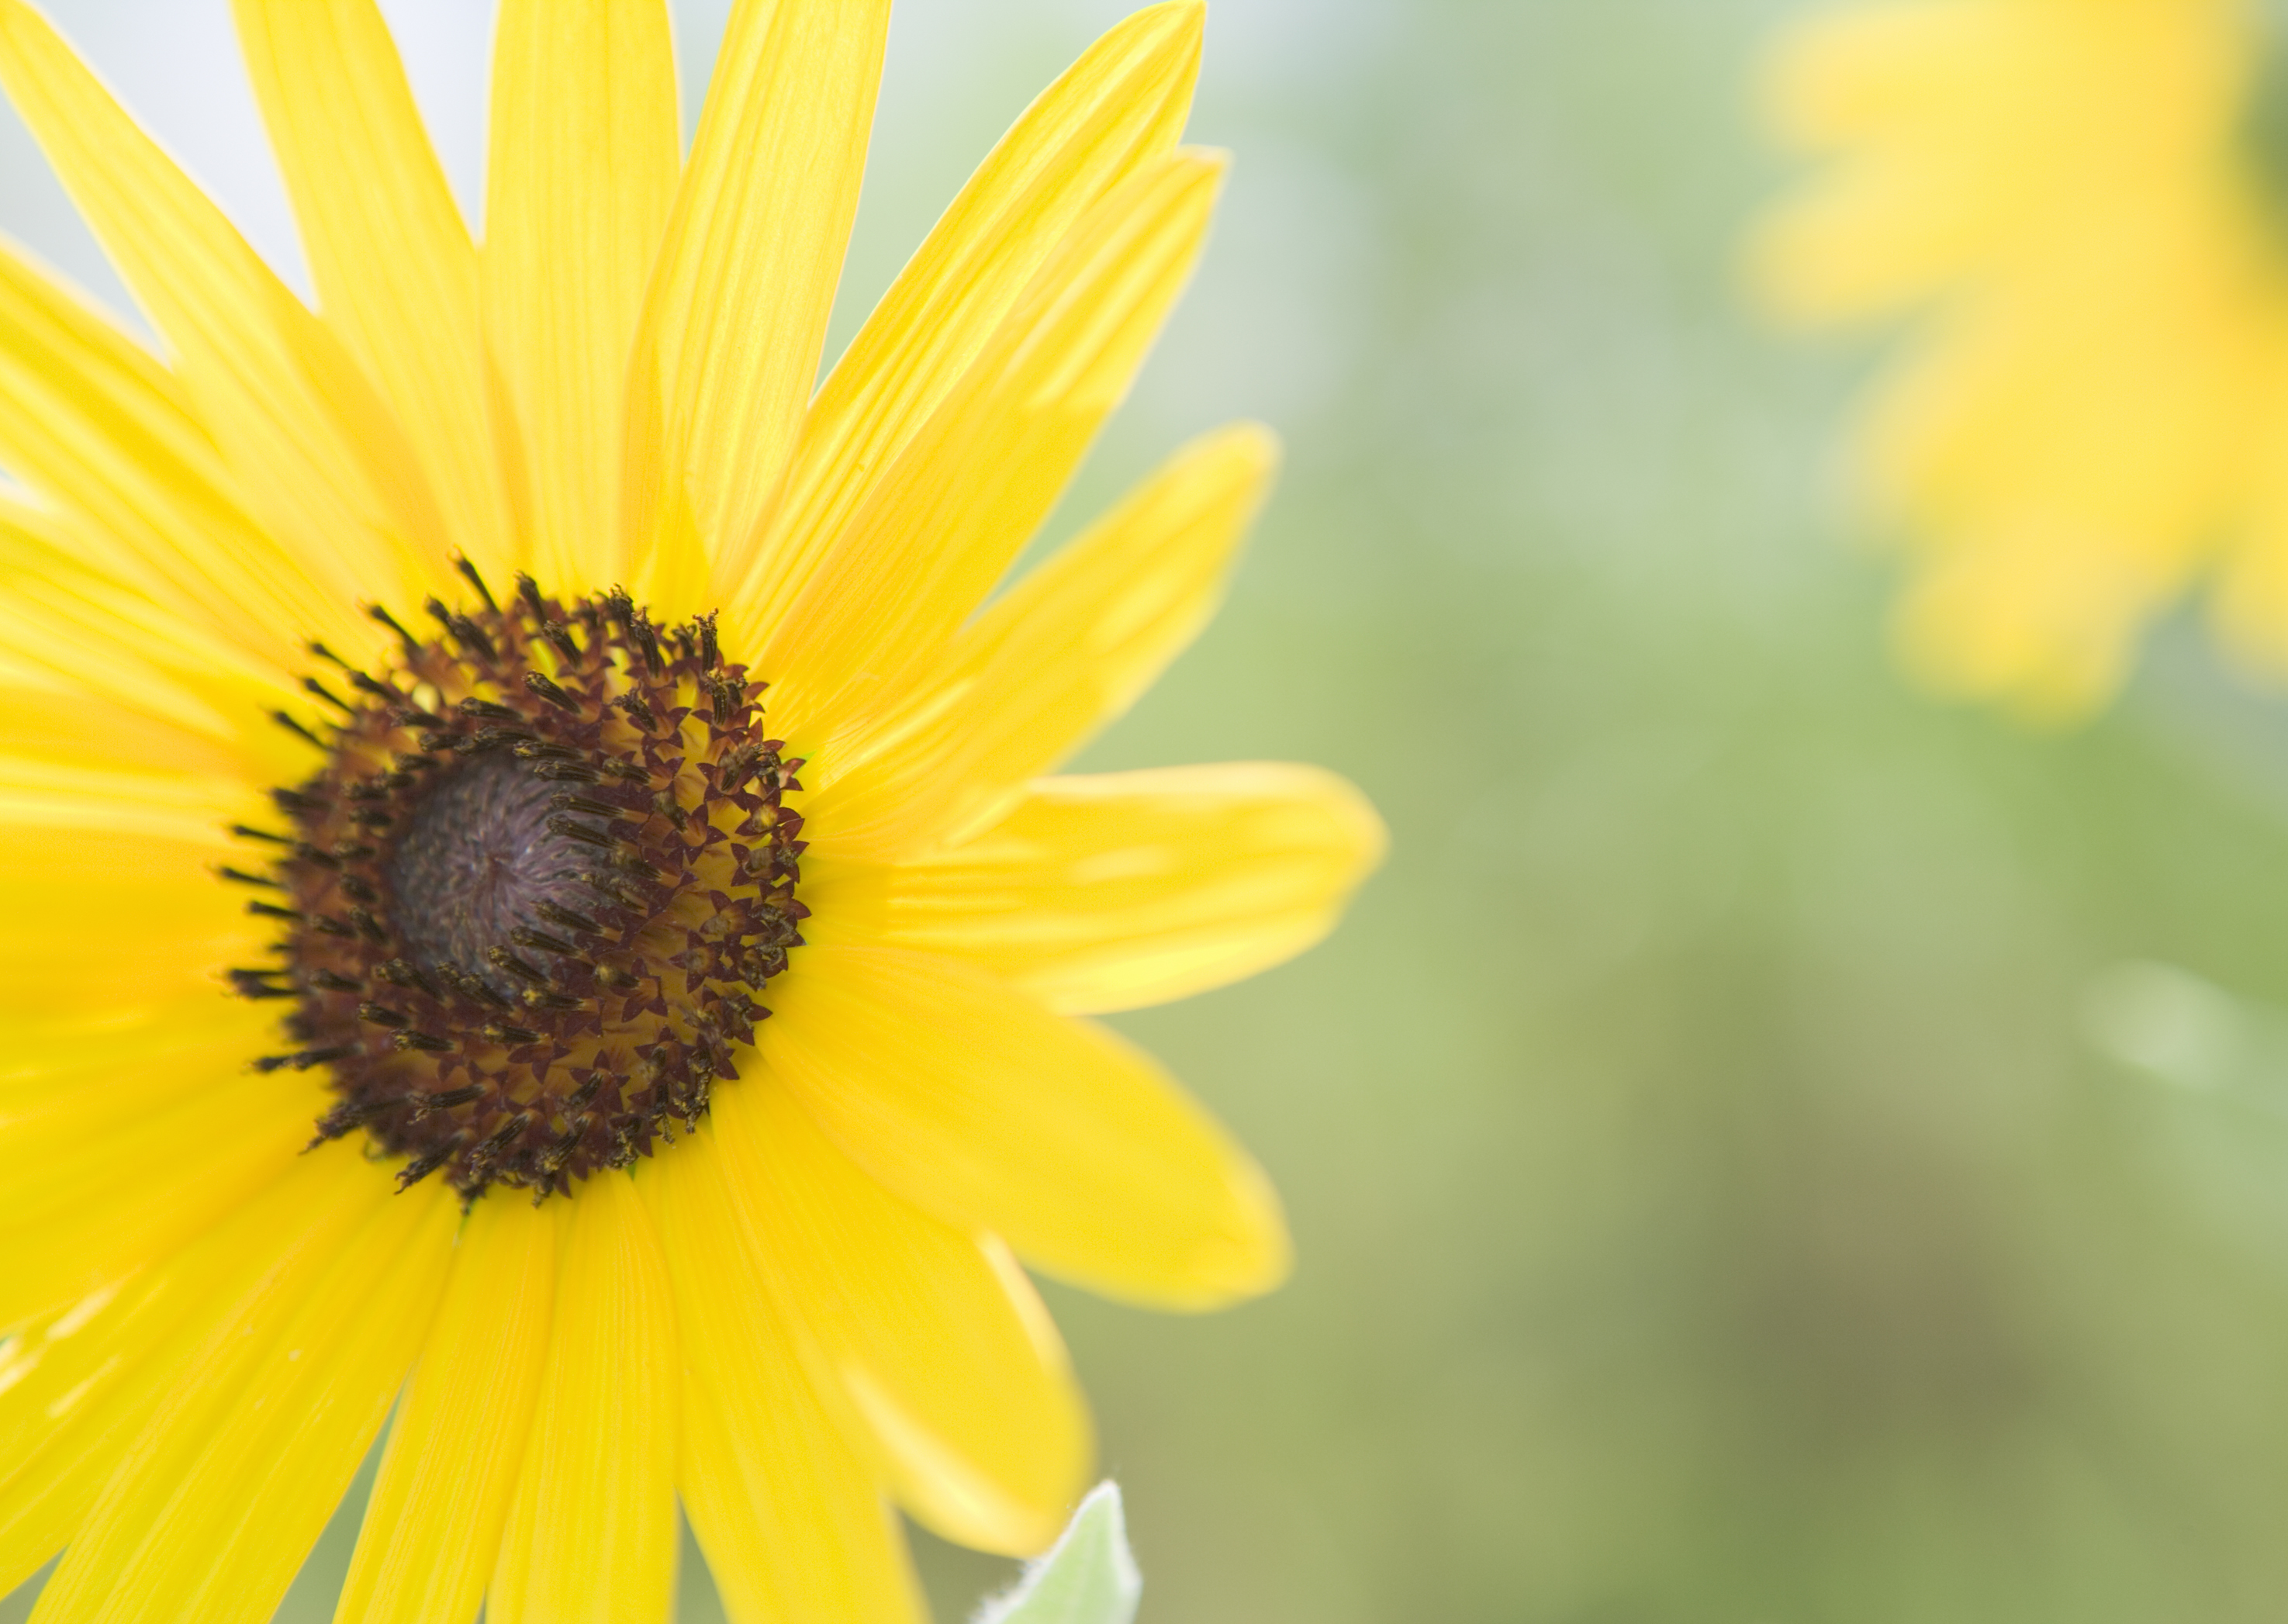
[230,572,807,1201]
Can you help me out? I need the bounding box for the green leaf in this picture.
[973,1482,1142,1624]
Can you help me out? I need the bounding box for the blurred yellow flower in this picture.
[1756,0,2288,717]
[0,1,1384,1621]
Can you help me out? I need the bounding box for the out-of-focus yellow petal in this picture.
[28,1169,452,1624]
[810,424,1276,859]
[483,0,677,590]
[337,1197,558,1624]
[623,0,889,610]
[488,1173,676,1624]
[0,500,304,777]
[759,150,1227,740]
[0,1146,375,1596]
[715,1,1201,644]
[710,1081,1090,1555]
[856,762,1385,1014]
[0,1270,179,1595]
[0,1002,273,1162]
[234,0,513,582]
[0,0,449,645]
[0,238,366,673]
[0,1068,321,1333]
[1764,1,2020,152]
[762,943,1287,1311]
[0,821,262,1013]
[0,689,244,790]
[641,1139,924,1624]
[1751,2,2069,323]
[1892,511,2172,720]
[0,748,263,851]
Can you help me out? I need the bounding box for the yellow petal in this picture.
[859,762,1385,1014]
[0,0,450,641]
[0,1146,378,1597]
[0,825,263,1014]
[0,1273,165,1597]
[0,997,274,1159]
[809,423,1277,859]
[1764,1,1981,150]
[759,150,1228,738]
[0,696,254,810]
[233,0,513,581]
[482,0,677,589]
[337,1197,558,1624]
[762,943,1287,1310]
[0,499,305,776]
[714,0,1201,641]
[0,238,365,673]
[623,0,890,610]
[710,1082,1090,1555]
[487,1173,677,1624]
[0,748,263,853]
[640,1139,924,1624]
[0,1068,322,1333]
[29,1170,453,1624]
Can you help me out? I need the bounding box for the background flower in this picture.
[1757,0,2288,718]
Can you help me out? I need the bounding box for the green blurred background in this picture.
[19,0,2288,1619]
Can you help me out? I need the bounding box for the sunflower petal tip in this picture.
[1173,1150,1293,1312]
[1322,768,1390,881]
[1132,0,1206,31]
[1220,417,1284,465]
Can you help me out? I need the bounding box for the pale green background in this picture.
[14,2,2288,1621]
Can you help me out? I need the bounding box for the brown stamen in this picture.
[233,581,807,1202]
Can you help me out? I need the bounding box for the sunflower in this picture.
[1754,0,2288,717]
[0,0,1384,1618]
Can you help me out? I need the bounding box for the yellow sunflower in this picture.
[1755,0,2288,717]
[0,1,1384,1619]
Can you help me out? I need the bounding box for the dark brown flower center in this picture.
[226,569,807,1202]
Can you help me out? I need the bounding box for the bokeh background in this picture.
[16,1,2288,1620]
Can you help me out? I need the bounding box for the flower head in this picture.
[1756,0,2288,717]
[0,2,1383,1619]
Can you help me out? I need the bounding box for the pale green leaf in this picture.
[973,1481,1142,1624]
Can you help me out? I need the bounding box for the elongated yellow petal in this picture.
[714,2,1199,638]
[759,150,1228,738]
[0,500,304,776]
[483,0,677,589]
[0,1273,165,1595]
[0,1071,321,1333]
[487,1173,676,1624]
[624,0,888,610]
[0,1147,375,1597]
[763,944,1287,1310]
[0,0,450,641]
[709,1081,1090,1555]
[29,1171,453,1624]
[0,238,368,672]
[856,762,1385,1014]
[0,689,236,784]
[0,821,261,1014]
[337,1197,558,1624]
[233,0,512,581]
[640,1140,924,1624]
[810,423,1277,859]
[0,751,263,852]
[0,998,271,1131]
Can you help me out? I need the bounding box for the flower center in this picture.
[227,570,807,1202]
